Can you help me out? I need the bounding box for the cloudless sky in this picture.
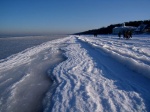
[0,0,150,35]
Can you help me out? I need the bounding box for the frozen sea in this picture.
[0,35,67,59]
[0,34,150,112]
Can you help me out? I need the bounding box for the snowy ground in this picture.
[0,35,150,112]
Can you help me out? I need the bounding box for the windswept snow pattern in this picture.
[0,35,150,112]
[43,35,150,112]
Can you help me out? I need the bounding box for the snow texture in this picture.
[0,35,150,112]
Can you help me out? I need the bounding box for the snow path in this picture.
[44,36,150,112]
[78,36,150,78]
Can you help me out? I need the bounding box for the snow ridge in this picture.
[0,37,69,112]
[0,37,68,72]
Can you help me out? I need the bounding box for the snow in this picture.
[78,35,150,78]
[0,35,150,112]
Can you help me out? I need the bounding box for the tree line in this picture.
[75,20,150,35]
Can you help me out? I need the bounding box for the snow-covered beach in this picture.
[0,35,150,112]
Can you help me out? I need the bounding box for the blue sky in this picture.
[0,0,150,35]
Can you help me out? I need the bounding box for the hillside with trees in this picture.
[75,20,150,35]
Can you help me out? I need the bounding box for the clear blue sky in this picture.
[0,0,150,35]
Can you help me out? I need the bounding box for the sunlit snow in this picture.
[0,35,150,112]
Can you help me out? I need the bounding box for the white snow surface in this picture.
[0,35,150,112]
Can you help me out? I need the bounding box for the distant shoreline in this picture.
[0,34,69,38]
[0,35,67,60]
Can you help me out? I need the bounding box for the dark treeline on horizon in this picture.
[75,20,150,35]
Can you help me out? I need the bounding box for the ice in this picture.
[0,35,66,59]
[0,37,68,112]
[0,35,150,112]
